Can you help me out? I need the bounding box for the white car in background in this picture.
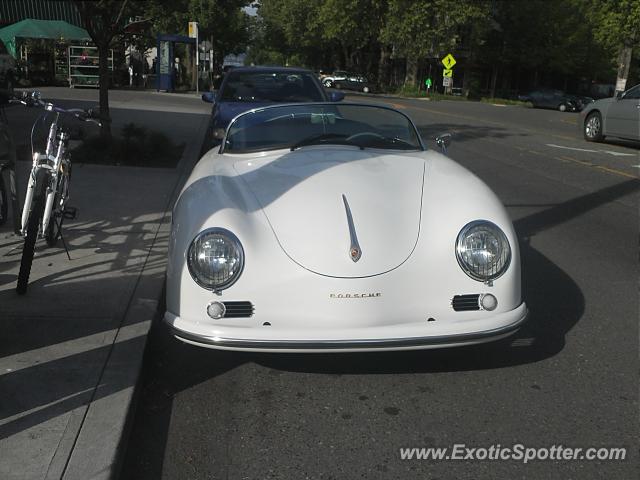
[581,84,640,142]
[321,70,347,88]
[165,103,528,352]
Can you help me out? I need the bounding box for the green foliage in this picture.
[583,0,640,51]
[381,0,490,59]
[74,1,140,48]
[74,0,640,98]
[250,0,326,67]
[71,124,184,167]
[392,85,531,106]
[479,97,531,106]
[121,122,147,141]
[143,0,252,66]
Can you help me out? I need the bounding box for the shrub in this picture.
[71,123,184,167]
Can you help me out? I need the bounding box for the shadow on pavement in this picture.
[416,123,528,144]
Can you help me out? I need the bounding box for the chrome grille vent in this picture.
[451,294,480,311]
[223,301,254,318]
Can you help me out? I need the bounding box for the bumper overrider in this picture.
[164,302,528,353]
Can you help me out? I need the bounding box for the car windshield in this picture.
[223,103,423,153]
[220,71,324,103]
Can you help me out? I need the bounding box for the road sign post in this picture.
[441,53,456,94]
[441,53,456,70]
[189,22,199,93]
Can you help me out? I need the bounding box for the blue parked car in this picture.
[202,66,344,150]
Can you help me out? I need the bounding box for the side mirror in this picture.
[328,91,345,102]
[615,91,624,100]
[202,92,216,104]
[435,133,452,153]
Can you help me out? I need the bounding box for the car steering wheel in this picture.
[345,132,385,142]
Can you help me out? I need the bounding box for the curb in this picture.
[59,113,210,480]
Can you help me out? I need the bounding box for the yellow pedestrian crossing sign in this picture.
[441,53,456,70]
[443,69,453,78]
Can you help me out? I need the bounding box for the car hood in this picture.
[233,147,425,278]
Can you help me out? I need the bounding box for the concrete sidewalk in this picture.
[0,89,210,479]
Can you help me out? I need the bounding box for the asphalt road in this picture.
[121,95,638,479]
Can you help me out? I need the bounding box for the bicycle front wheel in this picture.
[45,168,70,247]
[16,169,48,294]
[8,165,20,235]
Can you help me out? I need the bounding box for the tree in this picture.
[380,0,491,87]
[145,0,252,72]
[253,0,326,68]
[74,0,139,138]
[582,0,640,93]
[318,0,387,73]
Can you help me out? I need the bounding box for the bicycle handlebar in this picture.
[11,91,102,126]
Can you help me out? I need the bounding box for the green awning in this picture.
[0,19,90,57]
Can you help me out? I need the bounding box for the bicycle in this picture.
[13,91,100,294]
[0,92,20,234]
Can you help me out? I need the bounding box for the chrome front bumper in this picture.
[166,303,529,353]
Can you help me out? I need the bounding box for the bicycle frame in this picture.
[20,113,70,238]
[14,91,99,294]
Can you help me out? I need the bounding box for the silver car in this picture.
[580,84,640,142]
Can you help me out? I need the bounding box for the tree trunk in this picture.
[404,56,418,87]
[184,44,194,90]
[489,65,498,98]
[614,42,633,95]
[377,45,391,90]
[98,44,111,138]
[366,41,377,83]
[342,46,350,70]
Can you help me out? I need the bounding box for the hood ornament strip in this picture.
[342,194,362,262]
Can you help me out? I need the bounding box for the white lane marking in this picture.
[546,143,637,157]
[546,143,598,153]
[601,150,637,157]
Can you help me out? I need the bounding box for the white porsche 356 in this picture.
[165,103,528,352]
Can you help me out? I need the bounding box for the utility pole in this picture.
[614,41,632,95]
[188,21,199,93]
[196,26,199,94]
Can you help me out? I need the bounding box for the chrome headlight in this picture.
[187,228,244,290]
[456,220,511,282]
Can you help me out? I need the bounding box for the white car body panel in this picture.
[166,141,527,352]
[233,148,424,277]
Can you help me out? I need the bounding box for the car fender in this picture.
[415,152,522,310]
[582,99,614,135]
[168,151,286,316]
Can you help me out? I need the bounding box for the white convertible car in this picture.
[165,103,528,352]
